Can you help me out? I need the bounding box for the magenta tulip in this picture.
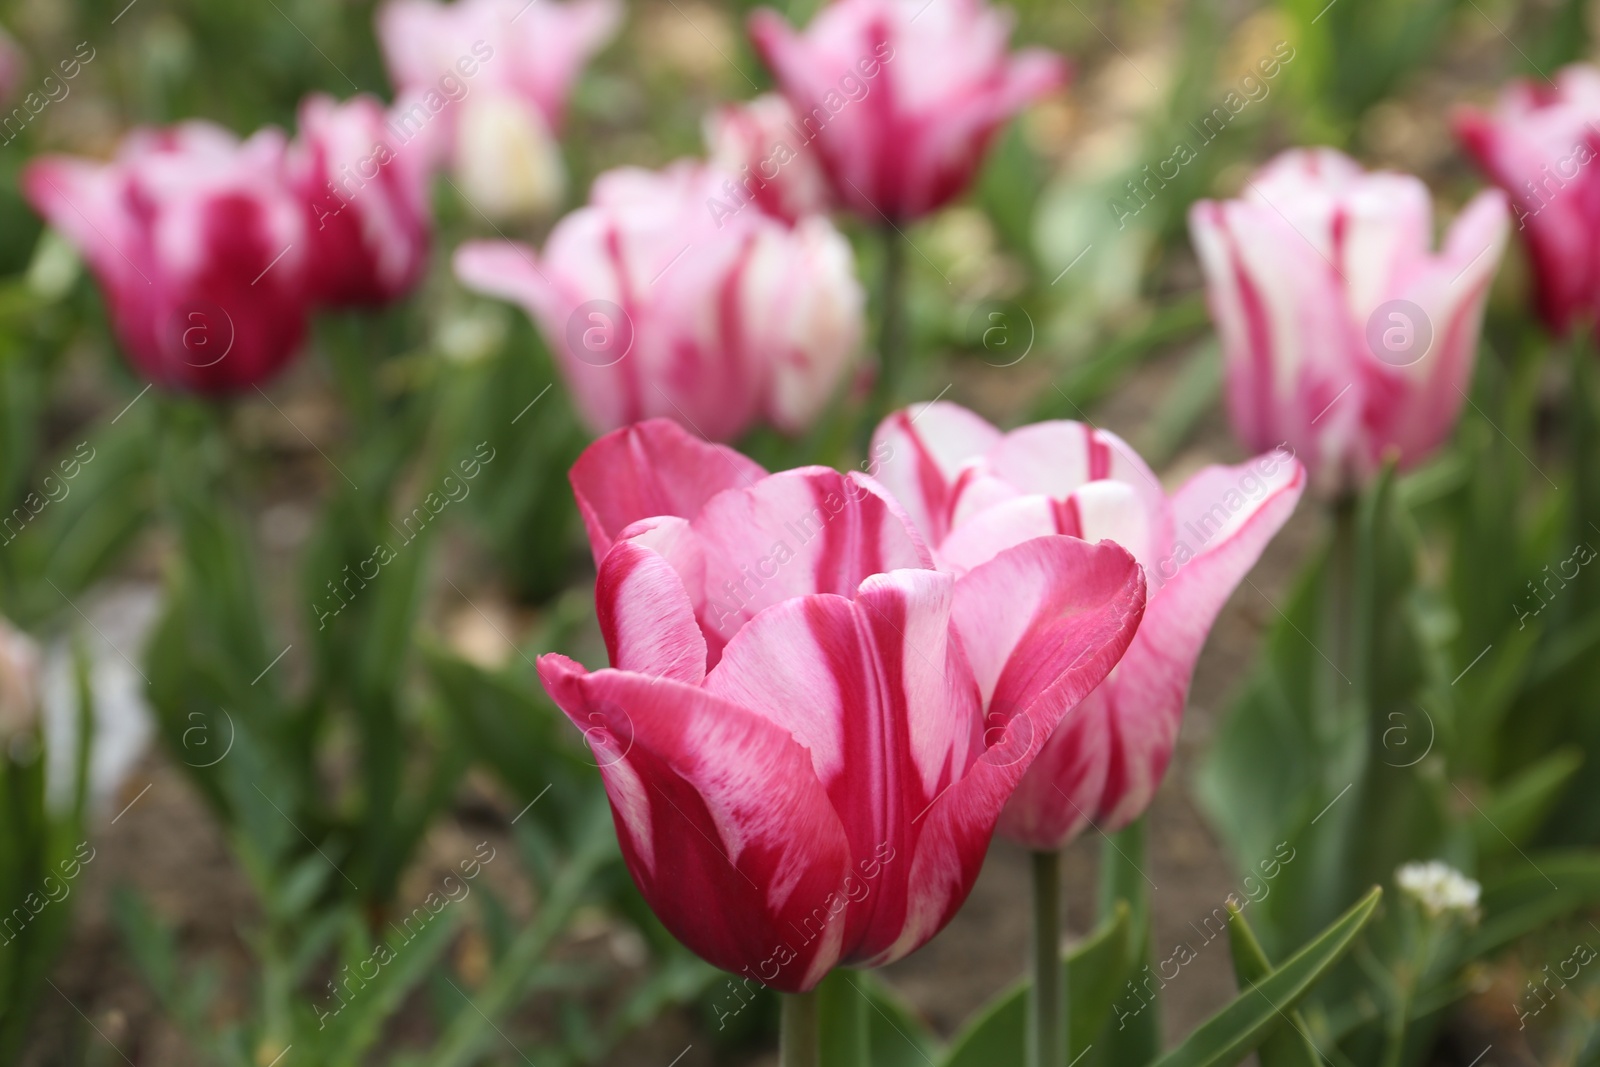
[539,418,1146,991]
[288,93,435,307]
[1188,148,1509,493]
[703,93,834,225]
[748,0,1065,222]
[868,403,1303,848]
[1455,65,1600,337]
[23,122,310,392]
[454,161,864,440]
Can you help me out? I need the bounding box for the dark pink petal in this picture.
[869,402,1003,546]
[537,655,850,992]
[568,418,767,565]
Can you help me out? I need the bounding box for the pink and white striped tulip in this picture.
[749,0,1066,222]
[870,403,1304,849]
[703,93,834,225]
[540,418,1146,991]
[454,161,865,440]
[1188,148,1509,493]
[376,0,621,219]
[23,122,310,392]
[289,93,435,307]
[1455,65,1600,337]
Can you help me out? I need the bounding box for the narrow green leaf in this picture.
[1148,887,1382,1067]
[1225,902,1321,1067]
[1472,748,1583,860]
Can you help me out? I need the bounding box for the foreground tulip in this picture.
[539,419,1146,1035]
[376,0,621,219]
[869,402,1305,847]
[871,401,1302,1067]
[288,93,435,307]
[703,93,833,225]
[455,161,865,439]
[748,0,1065,223]
[1188,148,1509,494]
[23,122,310,391]
[1455,65,1600,337]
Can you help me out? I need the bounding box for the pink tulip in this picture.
[288,93,434,307]
[748,0,1065,222]
[869,403,1304,849]
[377,0,620,218]
[703,93,833,225]
[23,122,310,392]
[1187,148,1509,493]
[540,418,1146,991]
[454,161,865,439]
[1455,65,1600,336]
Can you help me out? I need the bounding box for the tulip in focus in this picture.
[870,403,1304,849]
[1188,148,1509,493]
[703,93,833,225]
[377,0,621,220]
[749,0,1066,222]
[454,161,865,440]
[289,93,435,307]
[23,122,311,392]
[538,418,1147,992]
[1455,65,1600,337]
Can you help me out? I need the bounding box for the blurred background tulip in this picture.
[703,93,834,225]
[376,0,621,220]
[22,122,310,392]
[1188,148,1509,494]
[288,93,436,307]
[1456,65,1600,339]
[748,0,1066,223]
[454,161,865,440]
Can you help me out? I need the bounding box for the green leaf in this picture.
[1226,902,1321,1067]
[1148,887,1382,1067]
[1466,851,1600,957]
[820,970,939,1067]
[1472,747,1583,860]
[1097,820,1159,1066]
[942,900,1131,1067]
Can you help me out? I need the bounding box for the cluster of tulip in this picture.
[15,0,1600,1059]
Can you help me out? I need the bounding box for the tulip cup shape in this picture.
[1187,148,1509,495]
[454,161,865,440]
[289,93,435,307]
[704,93,835,225]
[538,418,1147,992]
[23,122,311,392]
[1455,65,1600,337]
[748,0,1066,223]
[869,402,1305,849]
[377,0,621,218]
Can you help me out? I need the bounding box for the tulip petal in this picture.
[870,402,1004,545]
[693,467,932,648]
[568,418,767,565]
[537,655,851,992]
[705,567,982,962]
[597,535,708,684]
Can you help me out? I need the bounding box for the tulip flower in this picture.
[1455,65,1600,337]
[288,93,435,307]
[748,0,1066,223]
[539,420,1146,1036]
[703,93,833,225]
[23,122,310,392]
[868,402,1304,847]
[376,0,621,219]
[870,401,1301,1067]
[1187,148,1509,494]
[454,161,865,440]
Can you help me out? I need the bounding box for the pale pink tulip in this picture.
[703,93,833,225]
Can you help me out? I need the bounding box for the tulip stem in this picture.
[1029,849,1064,1067]
[872,227,908,422]
[780,987,821,1067]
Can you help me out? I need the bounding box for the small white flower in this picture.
[1396,860,1481,920]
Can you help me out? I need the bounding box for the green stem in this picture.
[780,987,821,1067]
[1029,850,1064,1067]
[1327,492,1360,694]
[871,228,908,424]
